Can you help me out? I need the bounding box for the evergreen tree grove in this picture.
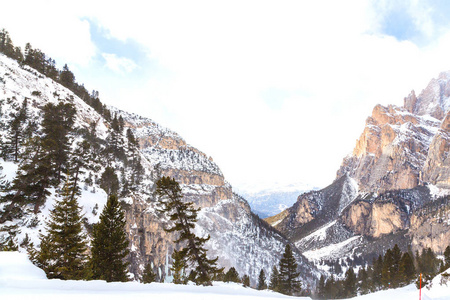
[156,176,223,286]
[90,194,130,282]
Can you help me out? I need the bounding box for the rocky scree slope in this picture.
[268,72,450,267]
[0,53,318,285]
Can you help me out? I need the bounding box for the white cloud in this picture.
[102,53,137,74]
[0,1,96,67]
[2,0,450,190]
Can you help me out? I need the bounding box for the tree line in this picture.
[0,28,111,121]
[315,244,450,299]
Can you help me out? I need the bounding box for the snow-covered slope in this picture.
[0,53,318,286]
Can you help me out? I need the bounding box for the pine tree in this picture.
[324,275,338,299]
[372,254,383,289]
[90,194,130,282]
[8,136,52,214]
[171,249,187,284]
[224,267,241,283]
[398,252,416,284]
[418,248,440,276]
[0,165,8,192]
[269,265,280,292]
[59,64,75,89]
[242,274,250,287]
[278,244,301,295]
[142,262,157,283]
[257,269,267,290]
[381,248,393,289]
[156,176,223,286]
[67,140,90,201]
[358,266,370,295]
[4,98,28,162]
[444,246,450,269]
[100,166,119,196]
[40,102,76,185]
[316,274,326,299]
[391,244,402,287]
[33,178,88,279]
[343,267,357,297]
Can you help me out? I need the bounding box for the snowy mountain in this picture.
[0,53,319,286]
[268,72,450,271]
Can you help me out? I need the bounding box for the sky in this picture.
[2,0,450,192]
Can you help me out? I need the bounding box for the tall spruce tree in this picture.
[40,102,76,185]
[90,194,130,282]
[398,252,416,284]
[257,269,267,290]
[382,248,394,289]
[372,254,383,289]
[391,244,402,287]
[358,266,370,295]
[343,267,357,297]
[269,265,280,292]
[32,178,88,279]
[156,176,223,286]
[278,244,301,295]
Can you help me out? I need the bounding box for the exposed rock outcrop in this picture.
[337,104,438,193]
[422,111,450,188]
[275,72,450,265]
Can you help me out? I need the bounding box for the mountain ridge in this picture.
[268,71,450,271]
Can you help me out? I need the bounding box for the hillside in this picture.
[0,52,319,286]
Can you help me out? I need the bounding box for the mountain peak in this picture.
[404,71,450,120]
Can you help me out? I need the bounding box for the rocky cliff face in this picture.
[272,72,450,268]
[337,104,439,192]
[422,111,450,188]
[338,72,450,193]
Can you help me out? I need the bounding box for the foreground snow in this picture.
[0,252,306,300]
[1,252,449,300]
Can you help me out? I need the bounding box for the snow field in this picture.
[0,252,308,300]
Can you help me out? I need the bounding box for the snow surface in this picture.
[2,252,450,300]
[0,252,307,300]
[302,235,362,261]
[299,221,337,244]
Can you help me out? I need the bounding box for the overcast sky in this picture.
[2,0,450,192]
